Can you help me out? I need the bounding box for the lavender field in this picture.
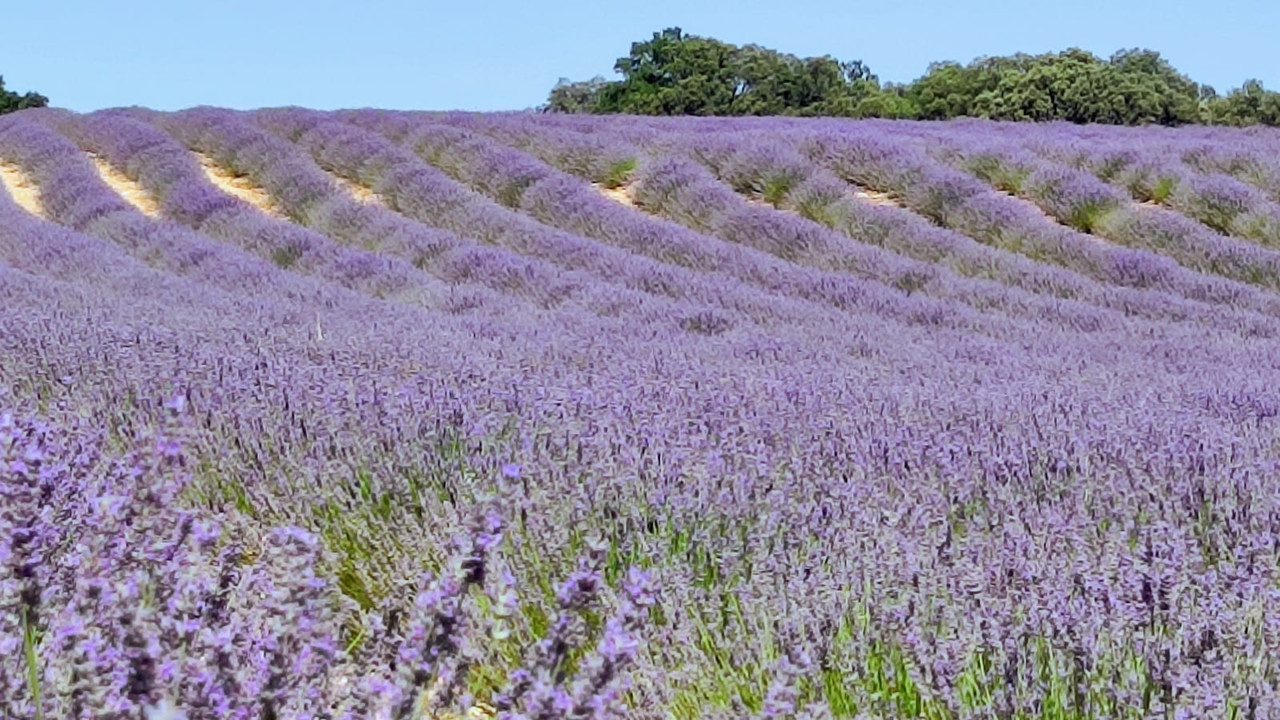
[3,107,1280,719]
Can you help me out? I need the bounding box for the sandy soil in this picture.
[89,154,161,217]
[194,153,287,219]
[0,161,44,217]
[851,186,902,208]
[593,182,637,207]
[437,703,494,720]
[330,172,387,207]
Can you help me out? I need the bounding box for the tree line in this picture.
[0,76,48,115]
[545,28,1280,126]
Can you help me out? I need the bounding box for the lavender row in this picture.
[379,114,1156,336]
[12,109,821,367]
[148,108,665,317]
[454,113,1280,338]
[301,109,1025,335]
[163,107,1004,360]
[494,113,1280,318]
[994,127,1280,249]
[677,129,1280,336]
[47,109,529,317]
[784,123,1280,320]
[912,133,1280,296]
[0,112,413,319]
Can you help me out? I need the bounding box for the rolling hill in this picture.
[3,108,1280,718]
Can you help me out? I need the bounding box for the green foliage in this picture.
[543,75,610,114]
[0,76,49,115]
[1152,176,1177,204]
[915,48,1201,125]
[965,155,1032,194]
[851,86,919,119]
[1067,200,1118,234]
[552,28,881,118]
[760,173,797,207]
[1201,79,1280,126]
[23,609,43,720]
[547,32,1280,127]
[601,157,637,189]
[271,244,303,269]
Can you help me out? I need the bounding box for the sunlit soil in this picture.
[851,185,902,208]
[194,152,288,219]
[89,154,161,217]
[0,160,43,217]
[593,182,637,207]
[330,172,388,208]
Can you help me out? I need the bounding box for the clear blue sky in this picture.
[5,0,1278,112]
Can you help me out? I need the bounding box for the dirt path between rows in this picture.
[851,185,903,208]
[593,182,637,207]
[329,172,388,208]
[89,154,161,218]
[0,161,44,217]
[194,153,288,220]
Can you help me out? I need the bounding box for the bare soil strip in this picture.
[593,182,637,207]
[851,185,902,208]
[0,161,44,217]
[88,154,161,217]
[329,172,387,208]
[194,153,288,219]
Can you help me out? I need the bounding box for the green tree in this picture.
[0,76,48,115]
[914,48,1199,125]
[1203,79,1280,126]
[731,49,873,116]
[543,76,609,114]
[1107,48,1201,124]
[547,32,1275,127]
[595,28,743,115]
[562,28,880,117]
[852,84,919,118]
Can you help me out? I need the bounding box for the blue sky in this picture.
[5,0,1277,112]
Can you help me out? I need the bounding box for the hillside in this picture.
[3,108,1280,717]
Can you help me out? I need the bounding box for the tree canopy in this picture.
[553,28,880,118]
[545,29,1280,126]
[0,76,48,115]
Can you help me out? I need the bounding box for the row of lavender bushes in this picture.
[444,112,1280,337]
[339,112,1122,336]
[910,136,1280,296]
[520,113,1280,318]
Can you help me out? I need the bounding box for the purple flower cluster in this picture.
[2,409,648,718]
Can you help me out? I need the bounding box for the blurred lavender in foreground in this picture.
[0,405,651,719]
